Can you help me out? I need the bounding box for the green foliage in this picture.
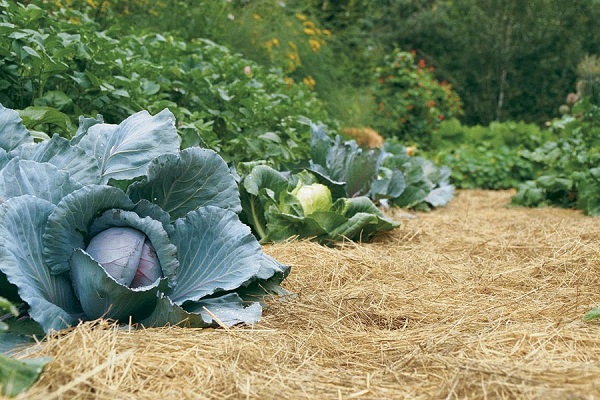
[0,0,332,169]
[512,98,600,215]
[431,119,550,190]
[370,50,462,147]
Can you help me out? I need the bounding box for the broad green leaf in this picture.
[325,136,382,197]
[240,165,289,240]
[169,207,263,304]
[0,333,36,356]
[10,134,101,185]
[0,159,82,204]
[242,165,288,197]
[0,353,51,398]
[0,196,82,332]
[77,109,180,184]
[0,104,32,151]
[127,147,241,220]
[264,211,328,242]
[70,249,165,321]
[326,197,399,241]
[17,106,74,137]
[43,185,136,274]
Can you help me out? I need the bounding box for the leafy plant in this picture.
[0,1,332,170]
[0,103,289,336]
[370,50,462,147]
[512,98,600,215]
[307,123,455,211]
[239,166,399,244]
[0,297,51,398]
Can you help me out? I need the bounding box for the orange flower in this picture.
[418,59,426,68]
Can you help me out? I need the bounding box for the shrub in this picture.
[370,50,462,148]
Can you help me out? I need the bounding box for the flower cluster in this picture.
[370,50,462,147]
[257,11,329,90]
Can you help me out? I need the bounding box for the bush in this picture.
[370,50,462,147]
[431,119,549,190]
[512,98,600,215]
[0,0,334,169]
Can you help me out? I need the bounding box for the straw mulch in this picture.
[5,189,600,399]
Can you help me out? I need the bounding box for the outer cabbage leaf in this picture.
[325,137,382,197]
[69,249,166,321]
[184,294,263,326]
[72,114,104,144]
[263,211,330,242]
[0,196,82,332]
[10,134,101,185]
[309,122,332,167]
[239,165,290,241]
[0,159,82,205]
[329,197,399,241]
[168,207,263,304]
[424,184,455,207]
[77,109,180,184]
[140,293,262,328]
[127,147,241,221]
[0,104,32,151]
[43,185,136,274]
[370,167,406,201]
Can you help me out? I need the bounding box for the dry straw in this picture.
[4,190,600,399]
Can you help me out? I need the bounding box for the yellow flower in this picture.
[303,75,316,90]
[405,146,417,157]
[252,13,261,20]
[303,20,316,29]
[287,52,301,64]
[308,39,320,52]
[303,28,316,36]
[283,76,294,88]
[322,29,332,36]
[295,13,308,21]
[288,41,298,51]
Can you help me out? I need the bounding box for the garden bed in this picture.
[7,190,600,399]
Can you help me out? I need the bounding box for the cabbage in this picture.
[0,104,289,334]
[292,182,332,215]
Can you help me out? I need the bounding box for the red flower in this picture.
[418,59,426,69]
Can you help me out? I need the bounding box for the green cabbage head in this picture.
[292,182,332,215]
